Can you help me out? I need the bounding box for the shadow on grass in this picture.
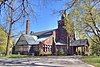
[0,57,63,67]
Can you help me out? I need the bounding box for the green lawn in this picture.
[81,56,100,67]
[0,54,37,58]
[0,54,48,58]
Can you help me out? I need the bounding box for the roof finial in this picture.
[61,13,65,20]
[61,10,68,20]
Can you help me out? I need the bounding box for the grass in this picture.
[0,54,37,58]
[81,56,100,67]
[0,54,50,58]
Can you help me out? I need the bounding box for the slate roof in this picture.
[70,39,89,46]
[56,39,67,45]
[37,37,49,42]
[56,42,66,45]
[32,29,57,38]
[21,34,52,45]
[24,34,39,45]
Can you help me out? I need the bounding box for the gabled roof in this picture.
[70,39,89,46]
[16,29,57,45]
[17,34,53,45]
[23,34,39,45]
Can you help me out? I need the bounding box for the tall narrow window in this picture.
[43,47,45,52]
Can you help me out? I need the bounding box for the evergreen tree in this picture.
[51,37,56,55]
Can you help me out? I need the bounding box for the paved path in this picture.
[0,56,94,67]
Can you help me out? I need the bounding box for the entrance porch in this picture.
[70,39,89,56]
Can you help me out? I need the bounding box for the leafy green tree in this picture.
[70,0,100,44]
[91,43,100,55]
[63,11,75,46]
[0,28,13,54]
[64,0,100,55]
[0,28,7,53]
[64,13,74,36]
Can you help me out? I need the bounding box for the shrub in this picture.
[38,48,42,56]
[57,48,64,56]
[91,44,100,56]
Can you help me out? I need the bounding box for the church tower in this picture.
[56,13,68,44]
[56,10,75,45]
[56,10,75,55]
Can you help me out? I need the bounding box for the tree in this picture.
[51,37,56,55]
[0,0,33,56]
[64,13,74,36]
[91,39,100,55]
[0,28,7,54]
[64,0,100,55]
[61,10,75,46]
[65,0,100,44]
[0,28,13,54]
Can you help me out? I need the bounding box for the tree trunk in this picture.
[5,6,13,56]
[5,23,12,56]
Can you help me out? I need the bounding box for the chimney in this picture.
[26,20,30,34]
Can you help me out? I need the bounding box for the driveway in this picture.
[0,56,94,67]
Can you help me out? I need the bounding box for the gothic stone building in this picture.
[13,16,89,56]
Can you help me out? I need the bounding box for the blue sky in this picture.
[22,0,69,33]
